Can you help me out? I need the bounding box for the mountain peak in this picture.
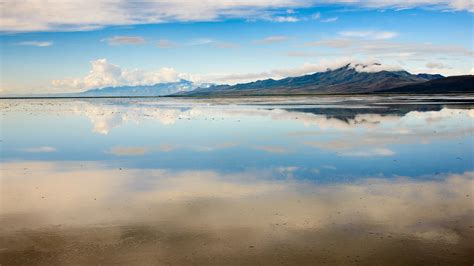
[185,65,440,96]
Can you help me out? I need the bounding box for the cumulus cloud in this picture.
[253,35,288,44]
[1,1,472,32]
[15,41,53,47]
[339,30,398,40]
[52,58,191,91]
[103,36,146,45]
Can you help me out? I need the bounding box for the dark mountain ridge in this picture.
[183,64,448,96]
[383,75,474,94]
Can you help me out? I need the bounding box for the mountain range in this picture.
[181,64,468,96]
[75,79,203,97]
[16,63,472,98]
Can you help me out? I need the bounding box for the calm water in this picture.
[1,95,473,265]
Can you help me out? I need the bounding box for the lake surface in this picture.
[1,95,473,265]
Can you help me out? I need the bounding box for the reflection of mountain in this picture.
[65,97,473,138]
[181,64,453,96]
[285,104,470,122]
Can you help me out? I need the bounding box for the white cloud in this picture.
[0,0,312,32]
[307,38,474,58]
[269,16,299,22]
[205,58,403,84]
[321,17,338,23]
[103,36,146,45]
[349,62,402,72]
[253,35,288,44]
[311,12,321,20]
[254,146,290,154]
[21,146,56,153]
[340,148,396,157]
[426,62,447,69]
[157,39,176,48]
[15,41,53,47]
[107,146,150,156]
[339,31,398,40]
[2,1,472,32]
[188,38,215,46]
[52,58,191,91]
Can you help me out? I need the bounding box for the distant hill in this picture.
[181,64,447,96]
[382,75,474,94]
[76,79,204,97]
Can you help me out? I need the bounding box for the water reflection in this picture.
[1,161,473,264]
[2,96,472,177]
[1,96,473,264]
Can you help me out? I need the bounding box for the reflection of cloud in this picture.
[186,142,238,152]
[71,100,403,135]
[321,165,337,170]
[159,143,177,152]
[306,141,396,157]
[57,102,474,161]
[300,108,473,156]
[107,146,150,156]
[106,142,238,155]
[21,146,56,153]
[16,41,53,47]
[340,148,395,157]
[7,100,472,160]
[1,161,472,248]
[254,145,290,154]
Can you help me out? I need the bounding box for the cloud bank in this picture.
[52,59,191,91]
[1,0,472,32]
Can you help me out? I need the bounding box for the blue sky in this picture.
[0,0,473,95]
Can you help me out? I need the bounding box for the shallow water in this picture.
[1,95,473,265]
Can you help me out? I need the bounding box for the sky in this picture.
[0,0,473,95]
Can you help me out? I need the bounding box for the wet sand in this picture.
[2,222,473,265]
